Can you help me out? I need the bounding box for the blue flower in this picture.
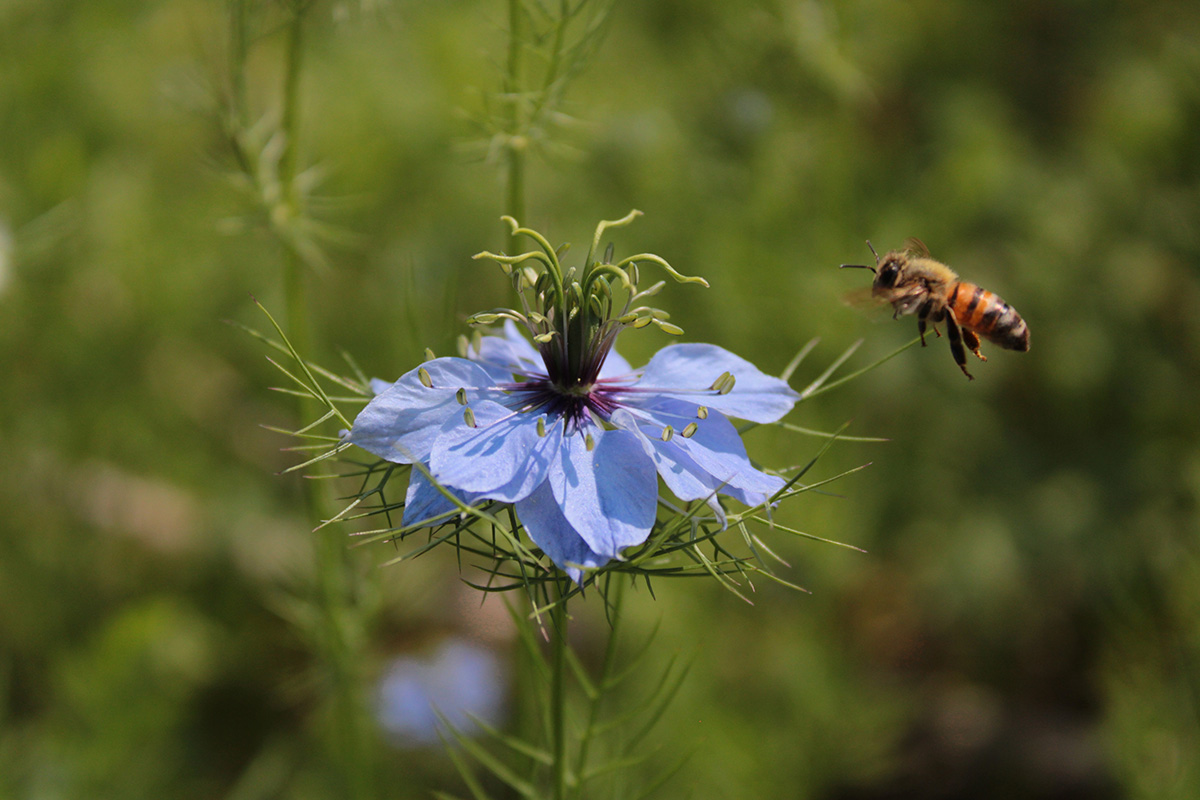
[348,321,799,581]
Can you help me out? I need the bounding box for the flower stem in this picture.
[574,577,623,789]
[276,6,374,797]
[550,581,569,800]
[229,0,249,133]
[504,0,526,255]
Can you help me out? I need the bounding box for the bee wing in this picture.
[841,287,886,309]
[903,237,931,258]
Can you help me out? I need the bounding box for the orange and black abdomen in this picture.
[947,281,1030,351]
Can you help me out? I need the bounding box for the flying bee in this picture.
[840,239,1030,380]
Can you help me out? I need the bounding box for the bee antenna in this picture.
[866,240,880,264]
[839,263,876,273]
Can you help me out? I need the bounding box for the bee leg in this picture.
[917,298,933,346]
[962,329,988,362]
[942,312,974,380]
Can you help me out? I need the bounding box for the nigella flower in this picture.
[346,213,799,581]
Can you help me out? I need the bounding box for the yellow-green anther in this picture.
[456,334,469,358]
[585,433,596,452]
[682,422,698,438]
[628,262,640,286]
[719,373,736,394]
[709,372,731,391]
[535,332,556,343]
[651,309,670,320]
[697,406,709,419]
[639,280,665,298]
[661,425,674,442]
[616,313,639,324]
[463,407,476,428]
[418,367,433,388]
[456,388,468,405]
[473,313,501,324]
[424,347,436,361]
[655,320,684,335]
[537,417,547,437]
[633,315,653,329]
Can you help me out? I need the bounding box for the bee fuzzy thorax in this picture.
[840,240,1030,379]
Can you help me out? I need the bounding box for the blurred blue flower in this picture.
[349,321,798,581]
[376,638,506,746]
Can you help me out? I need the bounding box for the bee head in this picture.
[875,255,904,289]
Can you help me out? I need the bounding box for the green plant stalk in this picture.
[278,4,303,201]
[551,582,569,800]
[506,143,526,254]
[505,0,526,255]
[573,578,624,796]
[229,0,249,132]
[276,7,373,798]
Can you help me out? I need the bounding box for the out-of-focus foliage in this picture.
[1,0,1198,797]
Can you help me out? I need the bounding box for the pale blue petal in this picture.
[625,343,799,423]
[349,358,502,463]
[612,399,785,509]
[403,469,479,527]
[548,427,657,558]
[515,480,609,583]
[597,346,633,379]
[470,319,546,378]
[610,408,718,505]
[430,401,562,503]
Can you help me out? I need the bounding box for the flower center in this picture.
[505,376,614,433]
[557,380,595,398]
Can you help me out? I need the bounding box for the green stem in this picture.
[506,142,526,253]
[550,581,569,800]
[229,0,249,132]
[279,4,304,203]
[573,577,623,796]
[276,7,373,798]
[504,0,527,256]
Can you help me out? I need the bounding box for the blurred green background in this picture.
[3,1,1199,797]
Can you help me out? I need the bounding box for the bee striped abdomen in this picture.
[948,281,1030,352]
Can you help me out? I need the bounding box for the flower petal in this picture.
[348,358,501,463]
[597,346,633,380]
[430,401,563,503]
[515,480,609,583]
[470,319,546,379]
[611,408,720,507]
[612,399,785,509]
[625,343,799,423]
[403,468,480,527]
[548,426,657,558]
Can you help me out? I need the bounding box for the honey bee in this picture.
[840,239,1029,380]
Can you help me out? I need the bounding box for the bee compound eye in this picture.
[878,262,900,287]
